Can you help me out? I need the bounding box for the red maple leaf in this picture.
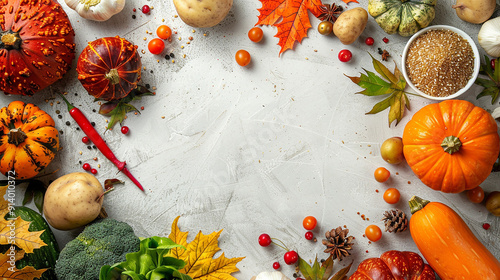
[257,0,323,55]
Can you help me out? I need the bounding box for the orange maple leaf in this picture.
[257,0,323,55]
[342,0,358,3]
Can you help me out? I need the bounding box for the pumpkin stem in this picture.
[441,135,462,154]
[8,129,27,146]
[0,31,22,50]
[105,68,120,85]
[409,196,430,214]
[97,207,108,218]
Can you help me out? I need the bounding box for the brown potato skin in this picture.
[453,0,496,24]
[333,7,368,45]
[173,0,233,28]
[43,172,104,230]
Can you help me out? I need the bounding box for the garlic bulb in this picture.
[492,107,500,121]
[251,271,290,280]
[478,17,500,57]
[64,0,126,21]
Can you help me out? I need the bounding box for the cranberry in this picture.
[272,262,280,270]
[483,223,491,230]
[365,37,374,46]
[121,126,130,134]
[305,231,313,240]
[82,136,90,144]
[82,163,91,171]
[338,49,352,63]
[258,233,272,247]
[491,58,496,70]
[141,5,150,14]
[91,168,98,175]
[383,37,389,43]
[284,250,298,265]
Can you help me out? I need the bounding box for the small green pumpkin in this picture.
[368,0,437,37]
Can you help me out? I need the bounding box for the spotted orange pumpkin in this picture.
[0,101,59,179]
[0,0,76,95]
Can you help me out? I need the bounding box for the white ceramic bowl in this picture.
[401,25,480,100]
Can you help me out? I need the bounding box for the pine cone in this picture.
[382,209,408,233]
[322,227,354,261]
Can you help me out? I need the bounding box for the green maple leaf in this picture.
[298,256,352,280]
[345,54,412,127]
[475,55,500,104]
[98,85,154,130]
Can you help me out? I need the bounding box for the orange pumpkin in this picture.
[349,250,436,280]
[77,36,142,101]
[409,196,500,279]
[0,0,76,95]
[0,101,59,179]
[402,100,500,193]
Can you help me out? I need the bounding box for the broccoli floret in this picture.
[55,218,140,280]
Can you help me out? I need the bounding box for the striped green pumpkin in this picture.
[368,0,437,37]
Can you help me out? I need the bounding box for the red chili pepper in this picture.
[60,94,144,192]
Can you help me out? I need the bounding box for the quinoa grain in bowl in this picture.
[404,27,476,98]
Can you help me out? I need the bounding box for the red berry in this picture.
[338,49,352,63]
[483,223,491,230]
[82,136,90,144]
[491,58,496,70]
[121,126,129,134]
[82,163,91,171]
[383,37,389,43]
[305,231,313,240]
[91,168,98,175]
[133,8,136,12]
[365,37,374,46]
[284,250,298,265]
[141,5,150,14]
[258,233,272,247]
[272,262,280,270]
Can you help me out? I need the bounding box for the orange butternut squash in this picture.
[409,196,500,280]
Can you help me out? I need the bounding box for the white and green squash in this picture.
[368,0,437,36]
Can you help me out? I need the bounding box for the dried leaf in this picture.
[475,55,500,104]
[104,179,124,191]
[330,261,353,280]
[0,217,46,253]
[0,249,47,279]
[342,0,358,3]
[257,0,323,55]
[167,216,244,279]
[346,55,412,126]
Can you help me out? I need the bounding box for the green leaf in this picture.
[298,257,317,280]
[475,56,500,104]
[33,189,44,214]
[370,53,398,86]
[99,86,155,130]
[346,53,413,127]
[366,94,393,115]
[330,261,353,280]
[321,255,334,280]
[298,256,334,280]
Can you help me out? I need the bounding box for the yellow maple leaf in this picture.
[0,249,47,279]
[167,216,245,280]
[0,186,46,253]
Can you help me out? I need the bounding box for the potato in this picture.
[173,0,233,28]
[453,0,495,24]
[43,172,104,230]
[333,7,368,45]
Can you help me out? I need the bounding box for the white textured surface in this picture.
[1,0,500,279]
